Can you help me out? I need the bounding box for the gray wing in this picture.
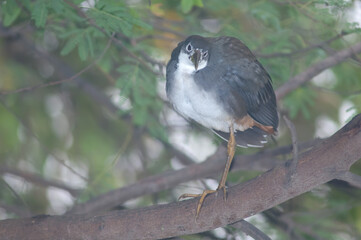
[195,37,278,147]
[216,61,278,147]
[214,36,278,129]
[221,64,278,129]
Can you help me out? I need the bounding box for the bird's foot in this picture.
[178,185,227,218]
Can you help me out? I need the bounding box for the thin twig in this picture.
[231,220,272,240]
[0,178,29,213]
[0,201,32,218]
[283,115,299,184]
[309,85,361,97]
[256,32,349,59]
[0,100,88,182]
[336,171,361,189]
[64,0,161,76]
[0,36,113,95]
[0,165,81,197]
[265,209,323,240]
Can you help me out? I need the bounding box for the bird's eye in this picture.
[186,43,193,52]
[202,51,208,58]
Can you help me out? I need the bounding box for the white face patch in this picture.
[178,51,195,73]
[177,50,208,74]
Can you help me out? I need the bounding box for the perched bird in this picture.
[166,35,278,216]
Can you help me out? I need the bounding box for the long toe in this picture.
[178,193,204,200]
[178,189,218,218]
[195,189,217,218]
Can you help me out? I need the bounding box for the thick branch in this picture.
[68,139,316,215]
[1,114,360,240]
[275,41,361,100]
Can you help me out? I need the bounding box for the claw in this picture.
[178,185,228,218]
[178,190,216,217]
[195,189,216,217]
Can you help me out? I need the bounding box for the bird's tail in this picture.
[213,127,270,148]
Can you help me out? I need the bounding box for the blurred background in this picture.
[0,0,361,239]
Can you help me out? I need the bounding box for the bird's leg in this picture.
[179,124,236,217]
[216,124,236,199]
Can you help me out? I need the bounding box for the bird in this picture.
[165,35,279,217]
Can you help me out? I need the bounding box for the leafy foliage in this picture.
[60,28,95,60]
[180,0,203,13]
[116,59,166,141]
[31,0,48,28]
[86,1,152,36]
[0,0,21,26]
[284,87,316,119]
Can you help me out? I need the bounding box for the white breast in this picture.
[168,52,232,132]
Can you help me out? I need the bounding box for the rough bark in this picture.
[0,114,360,240]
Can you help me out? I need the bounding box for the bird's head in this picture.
[178,35,210,72]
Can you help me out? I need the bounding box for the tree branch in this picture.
[68,139,317,215]
[231,220,272,240]
[0,201,31,218]
[336,171,361,189]
[275,41,361,100]
[0,34,113,95]
[0,165,81,197]
[282,115,299,184]
[255,31,349,59]
[1,114,360,240]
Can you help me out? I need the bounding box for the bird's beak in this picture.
[191,49,201,70]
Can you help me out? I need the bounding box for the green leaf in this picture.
[49,0,65,14]
[181,0,194,13]
[284,88,315,119]
[193,0,203,7]
[32,0,48,28]
[147,118,168,142]
[60,31,83,56]
[58,29,83,38]
[60,28,95,61]
[78,43,88,61]
[1,0,22,26]
[116,60,163,135]
[250,2,280,30]
[85,32,94,57]
[86,2,151,36]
